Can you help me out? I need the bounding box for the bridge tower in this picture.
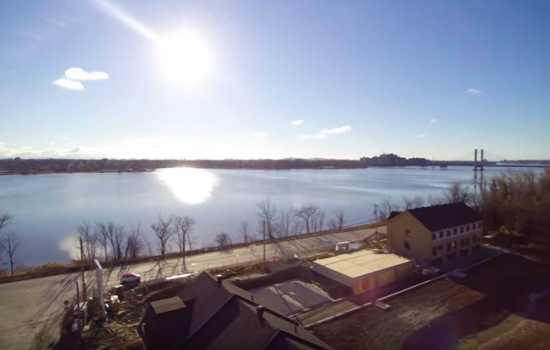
[474,149,484,171]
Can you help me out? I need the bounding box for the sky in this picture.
[0,0,549,161]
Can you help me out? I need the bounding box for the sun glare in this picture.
[157,31,213,85]
[156,168,219,204]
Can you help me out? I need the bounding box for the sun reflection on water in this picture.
[156,168,219,204]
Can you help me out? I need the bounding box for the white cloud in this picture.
[429,119,438,123]
[416,134,426,138]
[64,67,108,81]
[66,142,75,147]
[320,125,352,134]
[291,120,304,126]
[53,67,108,90]
[253,132,268,137]
[53,78,84,91]
[466,88,481,95]
[299,134,326,140]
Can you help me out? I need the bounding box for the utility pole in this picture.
[263,221,266,266]
[79,236,87,301]
[373,204,379,241]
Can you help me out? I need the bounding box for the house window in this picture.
[451,241,457,250]
[432,247,437,256]
[405,229,411,236]
[460,239,464,247]
[453,228,457,235]
[432,233,436,240]
[447,230,451,237]
[439,231,443,239]
[438,245,443,251]
[404,240,410,250]
[478,223,482,229]
[447,242,452,252]
[460,227,464,233]
[466,225,470,231]
[466,237,470,245]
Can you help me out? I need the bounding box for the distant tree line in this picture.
[376,168,550,244]
[360,153,430,167]
[0,158,367,174]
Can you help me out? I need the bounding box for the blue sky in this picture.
[0,0,549,160]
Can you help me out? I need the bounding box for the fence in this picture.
[0,219,382,284]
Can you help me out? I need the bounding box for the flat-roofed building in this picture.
[311,250,414,295]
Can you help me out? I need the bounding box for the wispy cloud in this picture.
[253,132,268,137]
[53,67,108,91]
[429,119,438,123]
[299,134,326,140]
[65,67,108,81]
[291,120,304,126]
[53,78,84,91]
[320,125,352,134]
[416,134,426,138]
[466,88,481,95]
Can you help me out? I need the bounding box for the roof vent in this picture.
[256,305,265,318]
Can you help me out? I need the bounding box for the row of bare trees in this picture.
[0,212,19,275]
[242,198,346,242]
[76,214,197,270]
[77,220,148,263]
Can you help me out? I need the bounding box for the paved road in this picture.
[0,227,383,350]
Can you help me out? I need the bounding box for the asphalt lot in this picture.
[0,226,380,350]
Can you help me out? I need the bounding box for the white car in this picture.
[120,272,141,284]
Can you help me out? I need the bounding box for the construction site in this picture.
[46,232,550,350]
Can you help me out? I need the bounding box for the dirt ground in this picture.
[313,253,550,350]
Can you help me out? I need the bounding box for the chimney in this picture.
[216,275,223,287]
[256,305,265,318]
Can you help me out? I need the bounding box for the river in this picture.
[0,166,536,266]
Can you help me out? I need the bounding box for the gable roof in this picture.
[140,272,332,350]
[387,211,403,221]
[406,202,483,231]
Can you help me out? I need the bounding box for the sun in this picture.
[157,31,213,85]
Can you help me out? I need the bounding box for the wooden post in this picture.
[79,236,87,301]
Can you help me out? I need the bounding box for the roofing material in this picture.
[405,202,483,231]
[313,250,411,279]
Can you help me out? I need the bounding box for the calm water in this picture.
[0,166,533,265]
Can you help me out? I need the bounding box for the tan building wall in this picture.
[387,212,433,264]
[388,213,484,265]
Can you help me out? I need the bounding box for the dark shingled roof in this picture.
[150,296,185,314]
[406,202,483,231]
[387,211,403,221]
[139,272,333,350]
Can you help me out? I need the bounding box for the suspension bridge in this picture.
[430,149,548,169]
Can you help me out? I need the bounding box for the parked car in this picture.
[120,272,141,284]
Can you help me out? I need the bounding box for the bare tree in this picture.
[240,221,253,243]
[104,222,125,261]
[215,232,232,249]
[1,232,20,275]
[335,208,345,230]
[172,215,196,271]
[77,220,97,263]
[377,198,400,221]
[402,195,425,210]
[124,224,144,259]
[256,198,278,238]
[294,205,319,234]
[151,215,175,257]
[311,210,326,233]
[273,207,294,238]
[443,183,471,204]
[0,212,14,235]
[95,221,110,262]
[0,212,15,265]
[327,219,338,231]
